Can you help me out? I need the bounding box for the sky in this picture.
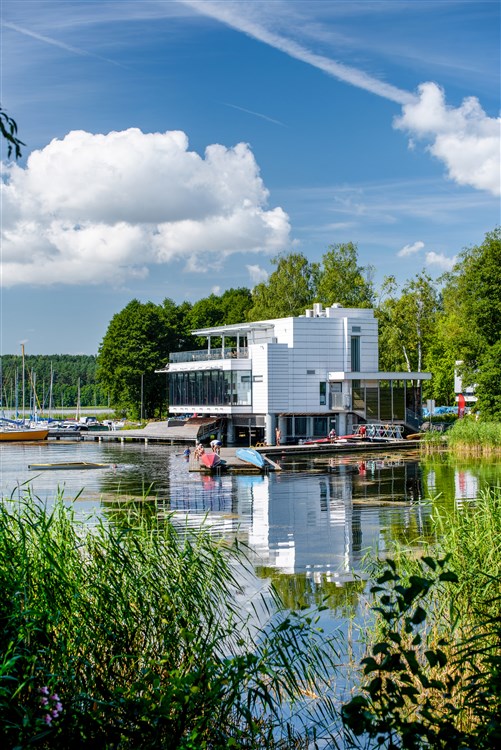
[0,0,499,355]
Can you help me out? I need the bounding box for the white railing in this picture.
[170,347,249,363]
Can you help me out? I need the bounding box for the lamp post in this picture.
[140,373,144,423]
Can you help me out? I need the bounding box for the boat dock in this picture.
[187,440,419,473]
[48,421,421,472]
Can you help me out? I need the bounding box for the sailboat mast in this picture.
[21,344,25,422]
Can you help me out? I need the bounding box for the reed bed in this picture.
[0,490,342,749]
[445,419,501,455]
[343,485,501,748]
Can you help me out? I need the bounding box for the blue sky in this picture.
[1,0,499,354]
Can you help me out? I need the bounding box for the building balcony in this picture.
[170,347,249,364]
[330,392,352,410]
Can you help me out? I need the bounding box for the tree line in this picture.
[96,229,500,420]
[0,355,107,413]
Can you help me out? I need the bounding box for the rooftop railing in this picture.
[170,347,249,363]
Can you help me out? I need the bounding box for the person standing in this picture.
[210,439,222,455]
[329,428,336,442]
[275,426,281,445]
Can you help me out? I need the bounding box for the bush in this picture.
[342,485,501,748]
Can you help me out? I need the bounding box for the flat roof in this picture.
[191,322,274,336]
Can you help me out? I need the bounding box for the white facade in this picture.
[166,303,430,445]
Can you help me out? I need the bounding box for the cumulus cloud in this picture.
[394,82,501,196]
[425,251,457,271]
[397,240,424,258]
[1,128,290,287]
[246,264,269,286]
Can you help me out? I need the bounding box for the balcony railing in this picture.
[170,347,249,364]
[330,392,351,410]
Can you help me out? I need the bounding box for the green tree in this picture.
[248,252,316,320]
[97,300,171,418]
[314,242,375,308]
[441,227,501,419]
[376,273,440,395]
[471,340,501,420]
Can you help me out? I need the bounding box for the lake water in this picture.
[2,440,500,597]
[2,438,500,740]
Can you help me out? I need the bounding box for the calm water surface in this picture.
[2,440,500,592]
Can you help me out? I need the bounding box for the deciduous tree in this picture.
[97,300,171,418]
[315,242,375,308]
[248,252,316,320]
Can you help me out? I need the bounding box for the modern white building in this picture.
[164,303,431,445]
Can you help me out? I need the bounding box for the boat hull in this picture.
[200,453,223,470]
[0,429,49,442]
[235,448,265,469]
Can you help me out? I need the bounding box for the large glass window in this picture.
[380,381,392,421]
[294,417,308,437]
[169,370,251,407]
[313,416,328,436]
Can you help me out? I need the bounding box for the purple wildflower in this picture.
[43,714,52,725]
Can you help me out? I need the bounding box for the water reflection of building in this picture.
[242,460,427,583]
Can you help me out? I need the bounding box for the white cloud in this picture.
[397,240,424,257]
[425,251,457,271]
[1,128,290,287]
[394,82,501,196]
[246,264,269,285]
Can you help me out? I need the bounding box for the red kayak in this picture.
[200,453,222,470]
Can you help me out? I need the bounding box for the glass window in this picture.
[294,417,308,436]
[169,370,251,407]
[319,382,327,405]
[313,417,327,436]
[351,336,360,372]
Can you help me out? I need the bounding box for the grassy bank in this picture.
[343,484,501,748]
[0,492,341,749]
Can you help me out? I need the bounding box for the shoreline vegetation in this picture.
[0,492,341,749]
[423,419,501,455]
[343,484,501,748]
[1,477,499,747]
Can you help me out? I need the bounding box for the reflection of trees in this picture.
[421,454,501,506]
[255,566,365,613]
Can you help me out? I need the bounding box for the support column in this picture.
[265,414,274,446]
[337,413,347,436]
[278,415,287,445]
[226,419,235,445]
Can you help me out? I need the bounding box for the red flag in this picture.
[458,393,466,418]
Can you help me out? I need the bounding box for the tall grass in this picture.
[445,419,501,455]
[343,485,501,748]
[0,490,341,749]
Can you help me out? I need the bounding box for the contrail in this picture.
[2,20,128,68]
[223,102,286,126]
[181,0,416,106]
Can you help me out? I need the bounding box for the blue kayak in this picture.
[235,447,265,469]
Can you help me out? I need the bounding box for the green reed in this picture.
[0,489,341,749]
[445,419,501,454]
